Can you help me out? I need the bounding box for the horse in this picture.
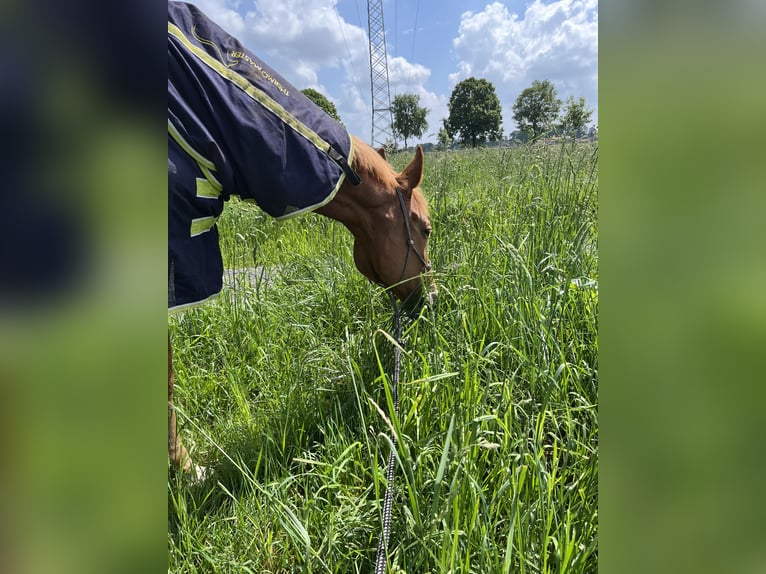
[168,2,435,475]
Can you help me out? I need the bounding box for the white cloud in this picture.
[189,0,247,36]
[389,56,431,88]
[450,0,598,131]
[242,1,367,70]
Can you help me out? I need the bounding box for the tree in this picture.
[437,125,452,150]
[446,77,503,148]
[508,129,529,144]
[391,93,428,149]
[512,80,561,140]
[301,88,342,124]
[559,96,593,139]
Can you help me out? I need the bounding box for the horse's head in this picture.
[342,140,437,310]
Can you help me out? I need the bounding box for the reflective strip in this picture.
[274,137,354,220]
[168,119,223,190]
[196,177,220,199]
[199,164,221,190]
[190,216,217,237]
[168,290,222,314]
[168,22,340,162]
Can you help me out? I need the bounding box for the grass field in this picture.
[168,142,598,573]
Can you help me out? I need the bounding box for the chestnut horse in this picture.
[168,2,434,474]
[168,139,435,474]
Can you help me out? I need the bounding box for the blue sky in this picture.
[188,0,598,143]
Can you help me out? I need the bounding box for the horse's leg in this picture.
[168,334,193,473]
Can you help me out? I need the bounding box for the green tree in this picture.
[391,93,429,149]
[437,124,452,150]
[301,88,342,124]
[508,129,529,144]
[446,77,503,148]
[559,96,593,139]
[512,80,561,140]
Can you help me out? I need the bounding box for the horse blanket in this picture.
[168,1,358,311]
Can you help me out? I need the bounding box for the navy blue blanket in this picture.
[168,1,356,311]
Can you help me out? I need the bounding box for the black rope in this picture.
[374,294,402,574]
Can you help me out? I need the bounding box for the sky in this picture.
[186,0,598,144]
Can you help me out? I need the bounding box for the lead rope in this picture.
[374,292,402,574]
[374,187,431,572]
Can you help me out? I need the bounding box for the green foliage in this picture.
[437,125,452,150]
[509,129,530,144]
[513,80,562,140]
[559,96,594,139]
[446,77,503,147]
[169,143,598,573]
[301,88,343,124]
[391,93,429,149]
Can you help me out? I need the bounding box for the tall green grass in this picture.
[169,142,598,573]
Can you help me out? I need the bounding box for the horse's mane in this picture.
[349,136,428,210]
[350,136,398,187]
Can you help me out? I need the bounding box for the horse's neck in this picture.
[316,177,375,236]
[316,142,396,235]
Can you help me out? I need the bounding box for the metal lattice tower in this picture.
[367,0,393,149]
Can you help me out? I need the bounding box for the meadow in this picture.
[168,142,598,573]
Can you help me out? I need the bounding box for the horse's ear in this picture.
[376,147,387,160]
[397,145,424,195]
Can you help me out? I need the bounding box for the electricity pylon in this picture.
[367,0,393,149]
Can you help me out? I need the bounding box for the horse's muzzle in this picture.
[401,278,438,319]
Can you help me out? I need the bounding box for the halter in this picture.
[395,187,431,282]
[392,187,432,317]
